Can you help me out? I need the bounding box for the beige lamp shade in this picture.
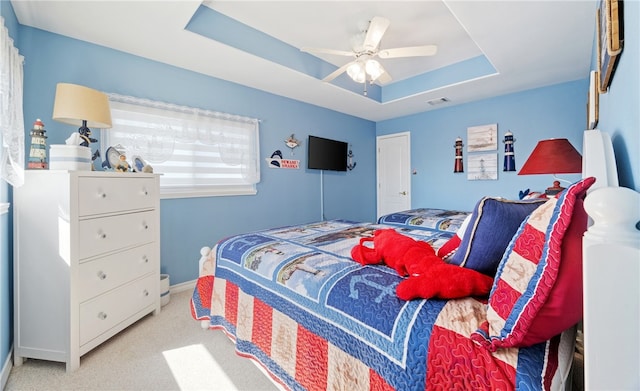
[52,83,112,128]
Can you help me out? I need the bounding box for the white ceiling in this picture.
[10,0,596,122]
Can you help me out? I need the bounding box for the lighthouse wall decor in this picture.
[28,119,48,169]
[503,131,516,171]
[453,137,463,173]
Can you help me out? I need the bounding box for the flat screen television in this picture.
[307,135,348,172]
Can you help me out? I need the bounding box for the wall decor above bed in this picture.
[503,131,516,171]
[467,123,498,180]
[597,0,623,93]
[454,136,464,173]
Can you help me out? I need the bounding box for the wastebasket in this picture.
[160,274,170,306]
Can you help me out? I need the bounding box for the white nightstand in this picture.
[13,170,161,371]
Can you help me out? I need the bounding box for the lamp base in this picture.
[78,120,97,147]
[545,180,565,196]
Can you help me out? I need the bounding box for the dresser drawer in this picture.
[79,274,157,346]
[78,177,157,216]
[78,210,156,259]
[78,243,157,302]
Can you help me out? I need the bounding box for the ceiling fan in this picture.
[301,16,437,86]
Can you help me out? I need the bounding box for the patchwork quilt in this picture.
[191,218,573,390]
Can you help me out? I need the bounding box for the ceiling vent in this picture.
[426,97,450,106]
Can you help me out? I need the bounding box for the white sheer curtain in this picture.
[0,17,25,187]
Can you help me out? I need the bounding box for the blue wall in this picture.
[377,80,587,210]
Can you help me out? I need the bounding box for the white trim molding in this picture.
[1,346,12,390]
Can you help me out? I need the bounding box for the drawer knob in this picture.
[143,190,148,196]
[100,193,107,199]
[97,271,107,280]
[143,289,149,297]
[98,312,108,320]
[142,255,149,263]
[98,232,107,239]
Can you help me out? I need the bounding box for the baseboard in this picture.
[170,279,196,294]
[1,346,12,390]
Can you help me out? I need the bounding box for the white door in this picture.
[377,132,411,218]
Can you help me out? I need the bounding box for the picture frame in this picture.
[467,153,498,181]
[587,70,599,129]
[467,124,498,152]
[597,0,623,93]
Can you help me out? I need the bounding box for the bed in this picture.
[190,185,594,391]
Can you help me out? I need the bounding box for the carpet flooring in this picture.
[5,289,279,391]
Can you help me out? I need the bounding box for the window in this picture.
[103,94,260,198]
[0,17,25,187]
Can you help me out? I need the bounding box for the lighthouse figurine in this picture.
[28,119,48,169]
[454,137,464,173]
[503,131,516,171]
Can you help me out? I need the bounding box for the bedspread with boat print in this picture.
[191,219,568,391]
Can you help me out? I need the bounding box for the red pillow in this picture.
[520,196,587,345]
[471,177,595,350]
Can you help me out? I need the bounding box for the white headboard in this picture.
[582,129,619,191]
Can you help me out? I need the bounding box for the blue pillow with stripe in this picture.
[449,197,546,276]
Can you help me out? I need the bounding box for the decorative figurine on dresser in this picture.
[27,119,48,169]
[13,169,161,371]
[115,153,130,172]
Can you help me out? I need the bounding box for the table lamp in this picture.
[52,83,112,147]
[518,138,582,195]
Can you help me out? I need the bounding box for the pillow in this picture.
[471,177,595,351]
[449,197,547,276]
[523,191,548,200]
[436,214,472,261]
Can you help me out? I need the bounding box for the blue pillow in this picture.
[449,197,546,276]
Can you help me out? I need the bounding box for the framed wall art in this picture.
[467,124,497,152]
[467,153,498,181]
[597,0,623,93]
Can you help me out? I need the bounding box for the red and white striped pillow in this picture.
[471,177,595,350]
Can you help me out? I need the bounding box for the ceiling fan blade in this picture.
[301,47,355,57]
[322,61,354,82]
[363,16,390,51]
[378,45,438,59]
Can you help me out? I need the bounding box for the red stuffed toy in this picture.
[351,229,493,301]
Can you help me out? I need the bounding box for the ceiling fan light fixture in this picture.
[347,62,366,83]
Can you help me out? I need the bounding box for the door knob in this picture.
[399,191,407,195]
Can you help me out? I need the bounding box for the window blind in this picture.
[103,94,260,198]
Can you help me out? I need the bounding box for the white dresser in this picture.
[13,170,161,371]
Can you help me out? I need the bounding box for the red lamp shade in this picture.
[518,138,582,175]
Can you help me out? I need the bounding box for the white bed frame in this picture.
[581,129,640,389]
[582,186,640,389]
